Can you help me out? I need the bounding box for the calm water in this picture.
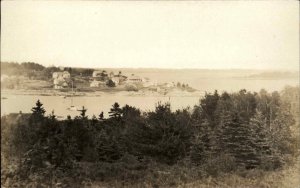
[1,94,200,119]
[1,73,299,119]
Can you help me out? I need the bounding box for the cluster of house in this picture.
[90,70,145,87]
[52,71,71,89]
[52,70,147,89]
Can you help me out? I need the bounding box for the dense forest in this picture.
[1,87,299,187]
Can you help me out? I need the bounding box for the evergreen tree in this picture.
[95,129,124,162]
[121,104,141,120]
[31,99,46,117]
[200,90,220,126]
[219,112,258,169]
[91,115,98,125]
[98,111,104,121]
[108,102,122,119]
[270,101,296,157]
[249,110,273,168]
[78,106,87,118]
[190,120,211,165]
[48,110,56,121]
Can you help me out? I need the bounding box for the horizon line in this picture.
[1,61,299,72]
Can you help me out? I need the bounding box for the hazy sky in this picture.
[1,1,299,70]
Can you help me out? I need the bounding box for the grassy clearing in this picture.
[87,160,300,188]
[3,159,298,188]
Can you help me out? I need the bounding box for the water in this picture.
[1,69,299,119]
[1,94,200,119]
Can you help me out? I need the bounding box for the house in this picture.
[92,70,104,77]
[53,71,71,89]
[112,74,127,85]
[90,80,106,87]
[111,77,120,85]
[126,74,143,84]
[62,71,70,79]
[53,71,70,79]
[92,70,109,81]
[54,85,63,89]
[53,77,68,89]
[52,72,63,79]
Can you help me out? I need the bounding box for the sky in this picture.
[1,1,299,70]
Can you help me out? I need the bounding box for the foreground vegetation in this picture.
[1,86,299,187]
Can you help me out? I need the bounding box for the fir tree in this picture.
[108,102,122,119]
[91,115,98,125]
[98,111,104,121]
[249,110,272,168]
[49,110,56,121]
[78,106,87,118]
[219,112,259,169]
[31,99,46,118]
[31,100,46,122]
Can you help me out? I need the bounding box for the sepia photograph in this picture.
[1,1,299,187]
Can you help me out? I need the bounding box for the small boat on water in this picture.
[66,81,78,111]
[67,105,78,111]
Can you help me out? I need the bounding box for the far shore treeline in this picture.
[1,62,94,79]
[1,86,299,187]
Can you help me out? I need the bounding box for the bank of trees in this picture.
[1,62,96,80]
[1,87,298,186]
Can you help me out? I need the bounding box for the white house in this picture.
[53,71,70,79]
[92,70,103,78]
[111,77,120,85]
[62,71,70,79]
[53,71,70,89]
[52,72,63,79]
[90,80,106,87]
[126,74,143,84]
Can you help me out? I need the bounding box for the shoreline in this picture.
[1,89,204,98]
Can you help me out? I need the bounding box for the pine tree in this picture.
[78,106,87,118]
[200,90,220,126]
[190,120,210,165]
[108,102,122,119]
[98,111,104,121]
[49,110,56,121]
[121,104,141,120]
[249,110,272,168]
[31,99,46,118]
[91,115,98,125]
[220,112,258,169]
[95,129,123,162]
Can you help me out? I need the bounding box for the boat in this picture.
[67,81,78,111]
[67,105,78,111]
